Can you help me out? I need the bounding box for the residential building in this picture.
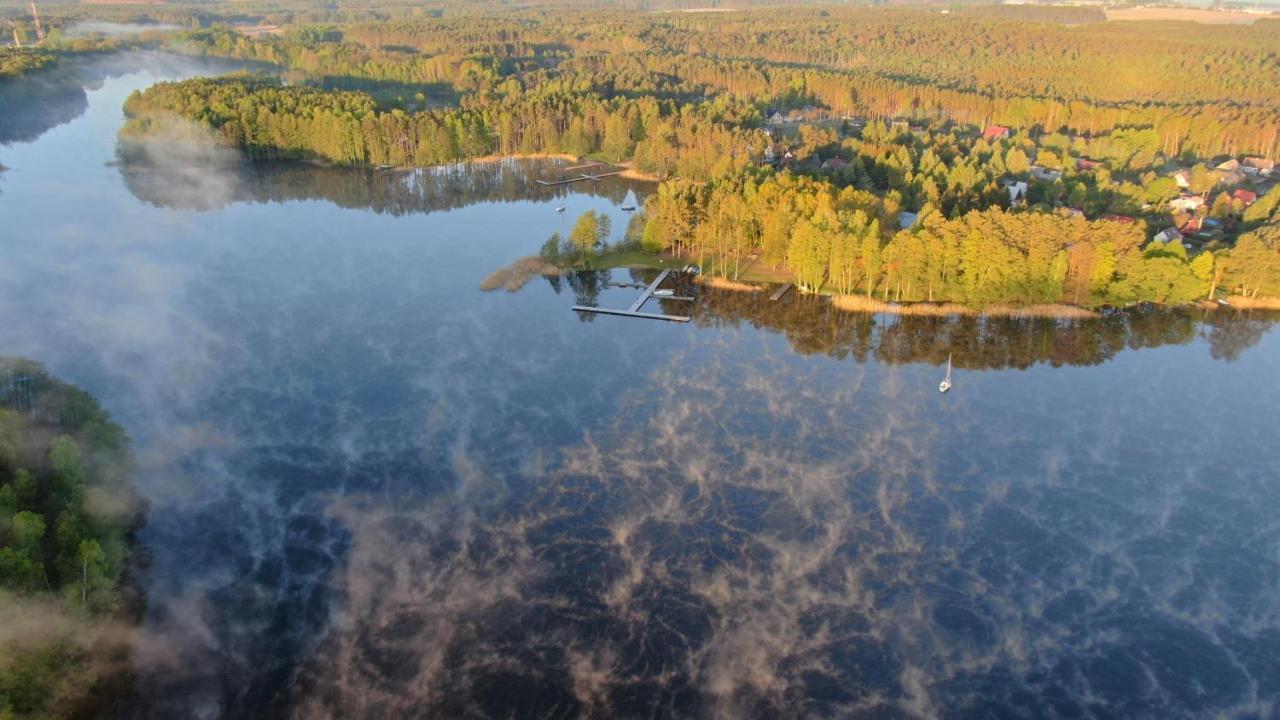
[1232,189,1258,206]
[1030,165,1063,182]
[1243,157,1275,176]
[982,125,1011,141]
[1169,194,1205,212]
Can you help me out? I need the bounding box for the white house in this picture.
[1169,194,1205,213]
[1030,165,1063,183]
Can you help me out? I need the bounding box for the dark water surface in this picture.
[1,58,1279,720]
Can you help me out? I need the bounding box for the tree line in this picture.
[165,8,1280,161]
[640,171,1280,305]
[0,358,141,718]
[121,75,765,180]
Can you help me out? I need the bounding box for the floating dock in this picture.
[573,269,693,322]
[769,283,794,301]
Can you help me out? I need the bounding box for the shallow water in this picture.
[1,56,1278,720]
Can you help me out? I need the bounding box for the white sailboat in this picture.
[939,353,952,393]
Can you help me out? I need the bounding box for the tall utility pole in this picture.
[29,2,43,42]
[6,19,22,48]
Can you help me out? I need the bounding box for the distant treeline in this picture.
[163,8,1280,160]
[121,75,763,180]
[0,358,141,718]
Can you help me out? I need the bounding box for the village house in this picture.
[1242,156,1275,176]
[898,212,920,230]
[1030,165,1063,183]
[1215,158,1241,173]
[982,125,1011,141]
[1002,180,1028,204]
[820,157,848,171]
[1173,169,1192,189]
[1170,194,1206,212]
[1075,158,1102,171]
[768,111,786,127]
[1232,188,1258,207]
[1216,167,1246,188]
[1153,227,1183,245]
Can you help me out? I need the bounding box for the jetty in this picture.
[573,269,693,322]
[536,171,624,186]
[769,283,794,301]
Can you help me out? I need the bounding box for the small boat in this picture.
[939,353,952,393]
[621,205,637,212]
[556,205,566,213]
[653,289,675,297]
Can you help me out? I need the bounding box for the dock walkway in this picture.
[574,269,693,322]
[536,171,624,186]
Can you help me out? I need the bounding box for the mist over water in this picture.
[1,58,1278,719]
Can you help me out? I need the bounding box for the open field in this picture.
[1105,7,1271,24]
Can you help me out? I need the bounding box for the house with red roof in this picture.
[982,125,1011,141]
[1076,158,1102,171]
[1232,189,1258,207]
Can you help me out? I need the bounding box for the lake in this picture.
[1,54,1278,720]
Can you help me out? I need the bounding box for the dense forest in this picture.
[97,4,1280,306]
[640,173,1280,305]
[0,359,141,719]
[0,48,54,79]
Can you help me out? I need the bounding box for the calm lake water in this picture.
[2,55,1279,720]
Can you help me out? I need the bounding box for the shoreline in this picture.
[694,279,1280,318]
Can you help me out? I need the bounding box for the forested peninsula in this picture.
[113,6,1280,309]
[0,359,142,719]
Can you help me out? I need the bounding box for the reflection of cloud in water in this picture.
[118,152,652,216]
[294,330,1280,718]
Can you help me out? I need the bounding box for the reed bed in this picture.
[831,295,1098,319]
[696,276,762,292]
[481,257,561,292]
[1218,295,1280,310]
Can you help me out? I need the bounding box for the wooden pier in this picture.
[573,269,693,322]
[536,171,624,186]
[769,283,794,301]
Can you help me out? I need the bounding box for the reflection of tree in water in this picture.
[0,71,88,146]
[691,287,1277,369]
[0,51,255,147]
[565,271,606,319]
[1202,312,1274,362]
[119,153,652,214]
